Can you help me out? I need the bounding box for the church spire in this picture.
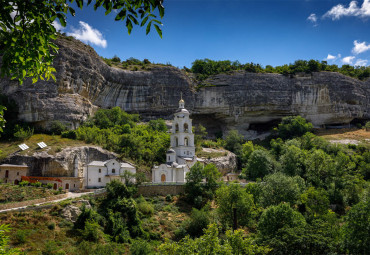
[179,92,185,109]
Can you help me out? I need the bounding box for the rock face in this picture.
[0,36,369,136]
[2,146,117,177]
[200,148,237,175]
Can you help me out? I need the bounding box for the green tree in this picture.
[276,116,313,140]
[185,162,204,206]
[259,173,305,207]
[215,184,255,228]
[342,198,370,254]
[258,203,306,240]
[0,224,20,254]
[0,0,164,84]
[224,130,244,155]
[243,149,276,181]
[203,163,221,199]
[300,187,330,219]
[280,144,306,176]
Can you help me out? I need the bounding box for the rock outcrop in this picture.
[0,36,369,137]
[2,146,117,177]
[200,148,237,175]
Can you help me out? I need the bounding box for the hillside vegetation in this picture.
[0,116,369,255]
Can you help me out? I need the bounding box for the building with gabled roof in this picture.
[86,158,136,188]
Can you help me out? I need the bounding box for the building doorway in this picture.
[161,174,166,182]
[14,179,19,185]
[53,183,57,190]
[65,183,69,190]
[5,170,9,178]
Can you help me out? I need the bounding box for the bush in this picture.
[47,222,56,230]
[182,207,210,237]
[130,239,153,255]
[31,181,42,187]
[61,130,76,139]
[46,183,53,189]
[165,194,173,202]
[14,125,34,141]
[49,121,68,135]
[19,181,29,187]
[365,121,370,131]
[275,116,313,140]
[137,201,154,217]
[81,220,104,242]
[15,229,28,244]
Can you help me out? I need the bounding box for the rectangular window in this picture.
[99,169,101,173]
[17,172,19,176]
[98,178,101,182]
[112,169,115,173]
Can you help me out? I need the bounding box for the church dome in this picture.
[176,108,189,114]
[179,99,184,103]
[167,148,175,154]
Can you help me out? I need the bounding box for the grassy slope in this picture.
[0,184,62,204]
[2,195,191,254]
[0,134,90,160]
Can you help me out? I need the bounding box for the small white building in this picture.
[152,97,197,183]
[86,159,136,188]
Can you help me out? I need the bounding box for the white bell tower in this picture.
[170,96,195,160]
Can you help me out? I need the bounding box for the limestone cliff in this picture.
[0,36,369,137]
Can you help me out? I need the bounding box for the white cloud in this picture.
[324,54,341,61]
[307,13,318,26]
[342,56,356,64]
[323,0,370,20]
[355,59,368,66]
[352,40,370,54]
[52,21,64,32]
[67,21,107,48]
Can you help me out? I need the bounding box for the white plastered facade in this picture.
[86,159,136,188]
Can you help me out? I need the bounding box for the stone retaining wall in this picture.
[0,193,68,210]
[138,184,185,196]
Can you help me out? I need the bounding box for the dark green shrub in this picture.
[47,222,56,230]
[61,130,76,139]
[18,180,29,186]
[49,121,68,135]
[14,125,33,141]
[15,229,28,244]
[130,239,153,255]
[165,194,173,202]
[275,116,313,140]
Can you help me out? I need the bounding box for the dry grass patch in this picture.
[315,128,370,142]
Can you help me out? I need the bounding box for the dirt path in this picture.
[0,191,94,214]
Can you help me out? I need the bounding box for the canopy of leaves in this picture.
[0,0,164,84]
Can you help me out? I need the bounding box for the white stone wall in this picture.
[86,165,108,187]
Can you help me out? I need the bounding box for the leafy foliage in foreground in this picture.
[0,1,164,84]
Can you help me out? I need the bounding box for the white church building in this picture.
[152,98,197,183]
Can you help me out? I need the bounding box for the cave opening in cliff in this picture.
[249,119,281,133]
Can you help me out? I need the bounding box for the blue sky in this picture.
[54,0,370,68]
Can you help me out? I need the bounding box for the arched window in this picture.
[184,137,189,146]
[184,123,189,132]
[5,170,8,178]
[175,123,179,132]
[112,169,116,174]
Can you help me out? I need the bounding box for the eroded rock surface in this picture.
[200,148,237,175]
[0,36,369,137]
